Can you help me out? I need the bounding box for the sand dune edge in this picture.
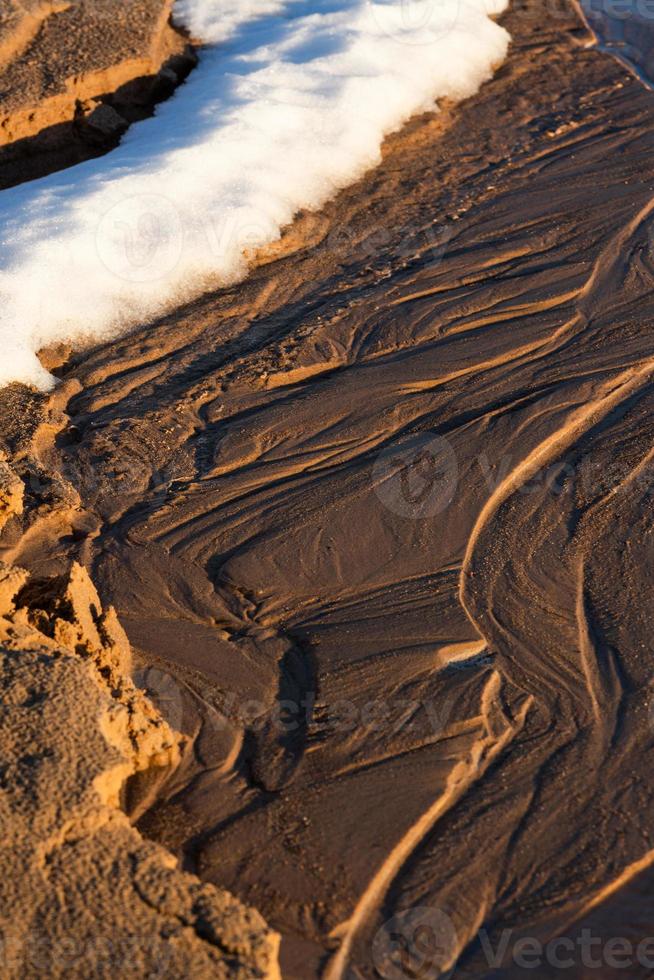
[0,462,280,979]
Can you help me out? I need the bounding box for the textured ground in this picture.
[0,470,279,978]
[3,0,654,978]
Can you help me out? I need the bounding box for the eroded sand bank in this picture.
[0,0,196,188]
[0,473,279,978]
[3,0,654,977]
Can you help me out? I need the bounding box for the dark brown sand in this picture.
[3,0,654,977]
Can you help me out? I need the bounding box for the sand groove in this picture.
[324,675,532,980]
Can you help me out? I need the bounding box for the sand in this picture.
[0,481,279,978]
[0,0,196,188]
[2,0,654,978]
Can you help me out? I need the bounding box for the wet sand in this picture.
[3,0,654,977]
[581,0,654,85]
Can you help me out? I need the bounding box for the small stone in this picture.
[80,103,128,143]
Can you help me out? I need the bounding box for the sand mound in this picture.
[0,485,280,980]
